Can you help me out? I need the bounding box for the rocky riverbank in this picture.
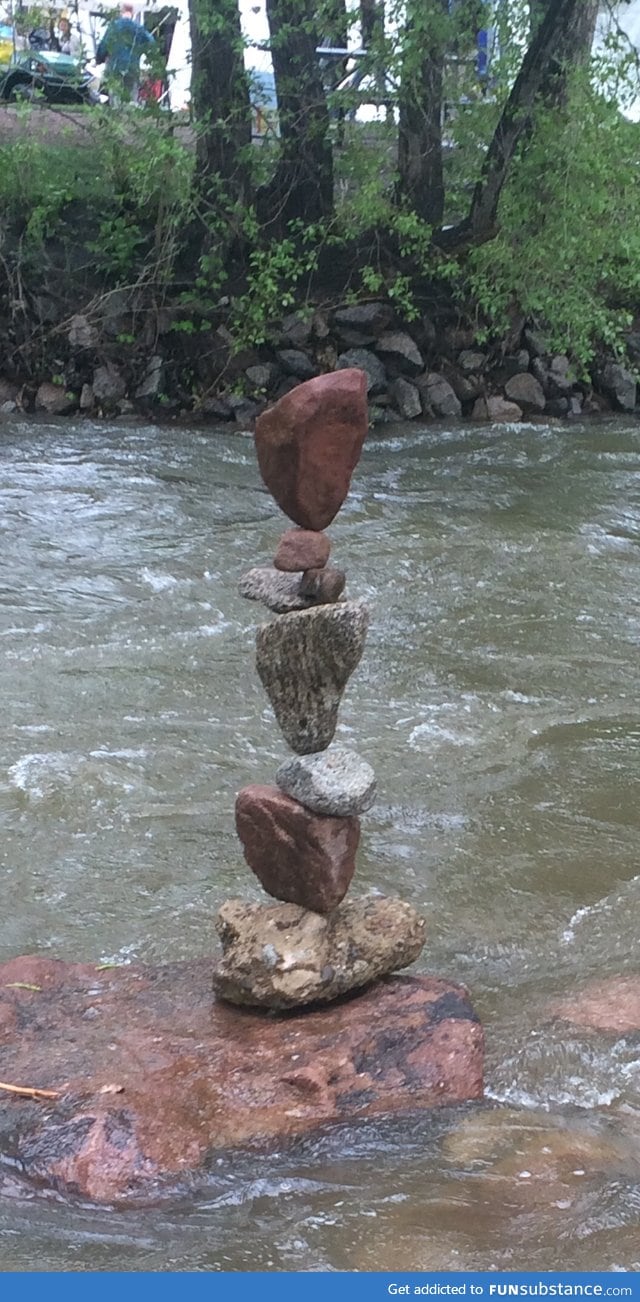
[1,294,639,428]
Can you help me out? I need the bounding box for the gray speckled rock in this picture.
[213,894,426,1009]
[255,600,369,754]
[238,566,316,614]
[276,745,376,816]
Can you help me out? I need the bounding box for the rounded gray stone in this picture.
[276,745,377,816]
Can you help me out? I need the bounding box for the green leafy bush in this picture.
[461,77,640,367]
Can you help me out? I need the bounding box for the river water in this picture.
[0,414,639,1271]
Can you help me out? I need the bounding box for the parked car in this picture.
[0,28,97,104]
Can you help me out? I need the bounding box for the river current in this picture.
[0,414,639,1271]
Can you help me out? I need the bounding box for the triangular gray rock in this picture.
[255,601,369,754]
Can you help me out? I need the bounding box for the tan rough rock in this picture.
[255,600,369,754]
[213,894,426,1009]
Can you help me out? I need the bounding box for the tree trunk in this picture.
[258,0,334,232]
[530,0,597,57]
[397,0,449,227]
[360,0,388,116]
[436,0,595,249]
[360,0,382,48]
[321,0,349,48]
[188,0,251,204]
[538,0,598,103]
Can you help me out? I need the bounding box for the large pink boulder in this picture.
[235,783,359,911]
[254,369,368,530]
[0,955,484,1203]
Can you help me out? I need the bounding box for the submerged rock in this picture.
[235,784,360,912]
[276,745,376,817]
[255,600,369,753]
[0,954,483,1203]
[213,895,426,1009]
[550,974,640,1033]
[254,368,368,531]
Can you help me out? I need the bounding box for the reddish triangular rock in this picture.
[235,784,359,912]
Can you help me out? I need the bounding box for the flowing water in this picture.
[0,414,639,1272]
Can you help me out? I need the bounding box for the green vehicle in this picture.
[0,24,97,103]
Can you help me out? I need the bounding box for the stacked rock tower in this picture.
[213,368,426,1010]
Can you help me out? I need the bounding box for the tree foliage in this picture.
[3,0,640,376]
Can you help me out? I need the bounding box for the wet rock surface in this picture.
[550,974,640,1033]
[255,600,369,754]
[0,954,483,1204]
[238,566,315,613]
[235,784,360,911]
[213,895,427,1008]
[254,369,368,530]
[276,745,377,817]
[298,565,346,604]
[273,528,331,573]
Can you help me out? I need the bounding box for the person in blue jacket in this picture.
[96,3,155,105]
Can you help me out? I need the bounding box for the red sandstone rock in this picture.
[550,974,640,1033]
[299,565,346,604]
[0,955,484,1203]
[235,783,359,911]
[254,369,368,530]
[273,528,331,573]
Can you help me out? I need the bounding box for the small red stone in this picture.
[299,566,346,604]
[235,784,359,912]
[273,528,331,573]
[254,369,368,530]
